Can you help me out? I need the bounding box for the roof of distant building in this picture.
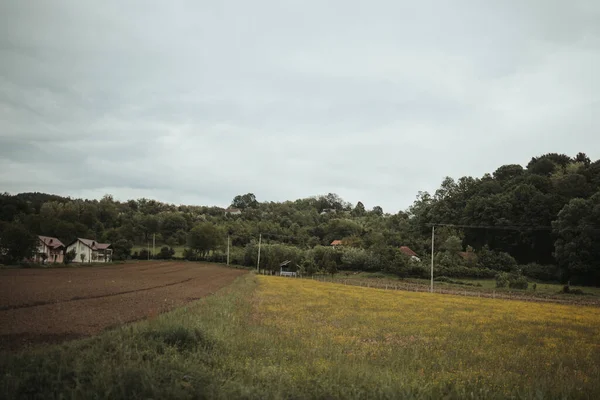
[38,235,65,249]
[399,246,418,257]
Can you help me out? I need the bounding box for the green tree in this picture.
[187,223,223,258]
[64,249,76,264]
[442,235,462,254]
[112,239,132,261]
[231,193,258,209]
[352,201,366,217]
[553,192,600,285]
[0,223,38,264]
[157,246,176,260]
[159,212,187,240]
[371,206,384,216]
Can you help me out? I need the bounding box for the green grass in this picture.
[3,274,600,399]
[334,271,600,299]
[131,245,186,258]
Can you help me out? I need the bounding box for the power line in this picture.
[427,223,600,233]
[427,223,552,231]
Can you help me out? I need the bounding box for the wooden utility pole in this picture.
[227,235,230,266]
[430,225,435,293]
[152,233,155,259]
[257,234,262,273]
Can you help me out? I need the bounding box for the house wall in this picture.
[67,240,110,263]
[34,241,64,263]
[67,241,92,263]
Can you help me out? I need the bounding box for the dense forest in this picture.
[1,152,599,285]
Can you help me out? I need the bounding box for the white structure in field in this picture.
[66,238,112,263]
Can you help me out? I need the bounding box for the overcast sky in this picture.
[1,1,598,213]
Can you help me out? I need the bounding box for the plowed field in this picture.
[0,262,246,350]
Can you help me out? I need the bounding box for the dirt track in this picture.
[0,262,247,350]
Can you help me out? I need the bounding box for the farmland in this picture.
[0,261,246,350]
[2,273,600,399]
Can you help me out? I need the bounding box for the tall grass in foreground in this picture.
[2,274,600,399]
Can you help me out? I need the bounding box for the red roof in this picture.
[38,236,64,249]
[330,240,343,246]
[399,246,418,257]
[458,252,477,260]
[74,238,111,251]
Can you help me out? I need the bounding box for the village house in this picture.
[35,235,65,264]
[66,238,113,263]
[399,246,421,262]
[330,240,343,247]
[224,208,242,215]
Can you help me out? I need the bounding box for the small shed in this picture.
[279,260,297,277]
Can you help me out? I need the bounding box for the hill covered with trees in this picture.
[1,152,599,285]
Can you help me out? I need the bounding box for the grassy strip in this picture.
[0,274,259,399]
[3,274,600,399]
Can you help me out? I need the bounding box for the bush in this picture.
[521,263,560,282]
[495,272,510,288]
[496,271,528,289]
[508,275,529,289]
[478,246,517,272]
[64,249,77,264]
[561,286,586,295]
[156,246,175,260]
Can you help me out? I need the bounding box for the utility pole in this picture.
[152,233,155,259]
[430,225,435,293]
[147,241,150,261]
[257,234,262,273]
[227,235,230,266]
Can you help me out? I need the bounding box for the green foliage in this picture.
[553,192,600,285]
[187,223,223,259]
[112,239,132,261]
[477,246,517,272]
[508,274,529,289]
[496,271,528,289]
[495,272,510,288]
[0,222,38,264]
[231,193,258,209]
[64,249,76,264]
[157,246,176,260]
[2,151,600,284]
[442,235,462,253]
[521,263,560,281]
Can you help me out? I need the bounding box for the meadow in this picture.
[131,245,186,258]
[2,273,599,399]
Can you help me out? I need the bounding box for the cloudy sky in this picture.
[1,1,598,213]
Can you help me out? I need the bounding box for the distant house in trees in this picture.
[320,208,337,215]
[225,208,242,215]
[399,246,421,262]
[458,251,477,263]
[66,238,112,263]
[330,240,343,247]
[279,260,297,277]
[34,236,65,264]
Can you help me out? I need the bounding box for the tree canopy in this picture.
[1,152,599,285]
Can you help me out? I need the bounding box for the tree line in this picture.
[1,152,599,285]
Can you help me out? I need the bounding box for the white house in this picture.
[35,236,65,264]
[66,238,112,263]
[225,208,242,215]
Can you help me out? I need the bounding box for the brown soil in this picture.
[0,262,247,351]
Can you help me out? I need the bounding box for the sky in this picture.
[0,1,599,213]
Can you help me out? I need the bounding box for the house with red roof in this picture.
[35,235,65,264]
[330,240,343,247]
[399,246,421,262]
[66,238,113,263]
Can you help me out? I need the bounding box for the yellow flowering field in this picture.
[252,275,600,398]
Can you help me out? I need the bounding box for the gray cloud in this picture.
[1,0,599,212]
